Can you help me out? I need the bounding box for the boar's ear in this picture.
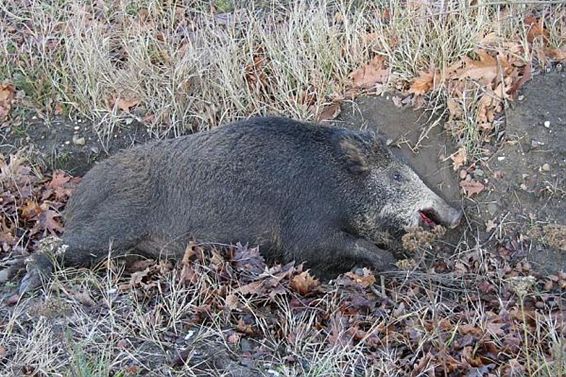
[336,135,370,174]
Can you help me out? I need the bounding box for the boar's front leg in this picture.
[300,231,397,276]
[337,233,397,272]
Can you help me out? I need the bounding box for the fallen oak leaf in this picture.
[349,55,389,89]
[409,71,438,95]
[457,50,498,84]
[48,170,71,189]
[460,179,485,197]
[45,170,79,201]
[21,200,42,220]
[35,204,64,235]
[450,147,467,171]
[290,271,320,295]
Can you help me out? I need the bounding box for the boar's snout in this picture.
[419,204,463,229]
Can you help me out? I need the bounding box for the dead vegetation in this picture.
[1,1,564,145]
[1,0,566,376]
[2,236,566,376]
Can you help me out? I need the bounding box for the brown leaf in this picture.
[128,267,151,287]
[245,49,268,90]
[179,262,198,285]
[231,244,265,275]
[46,170,78,201]
[345,268,376,288]
[457,50,498,84]
[21,200,42,220]
[182,241,205,263]
[350,56,389,89]
[544,47,566,62]
[48,170,71,189]
[409,71,437,95]
[225,293,239,310]
[114,96,140,112]
[290,271,320,295]
[450,147,467,171]
[486,321,506,336]
[236,318,255,336]
[316,101,341,122]
[461,346,483,368]
[524,15,548,43]
[37,204,63,235]
[0,83,16,121]
[236,280,263,295]
[460,179,485,197]
[412,352,432,375]
[459,323,483,337]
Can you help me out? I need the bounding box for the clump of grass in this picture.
[1,0,376,139]
[2,0,563,146]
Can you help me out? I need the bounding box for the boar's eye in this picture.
[393,171,403,182]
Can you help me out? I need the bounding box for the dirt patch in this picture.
[472,71,566,274]
[0,116,152,175]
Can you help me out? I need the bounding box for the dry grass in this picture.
[1,0,564,144]
[2,246,565,376]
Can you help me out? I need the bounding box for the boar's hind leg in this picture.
[19,235,139,295]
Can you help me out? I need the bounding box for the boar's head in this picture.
[337,130,463,242]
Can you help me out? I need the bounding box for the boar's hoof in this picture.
[18,254,54,295]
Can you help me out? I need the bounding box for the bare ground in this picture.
[472,70,566,274]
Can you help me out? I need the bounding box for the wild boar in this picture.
[20,116,462,292]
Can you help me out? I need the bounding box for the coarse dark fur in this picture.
[21,117,462,292]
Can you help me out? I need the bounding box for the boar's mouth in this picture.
[418,209,441,228]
